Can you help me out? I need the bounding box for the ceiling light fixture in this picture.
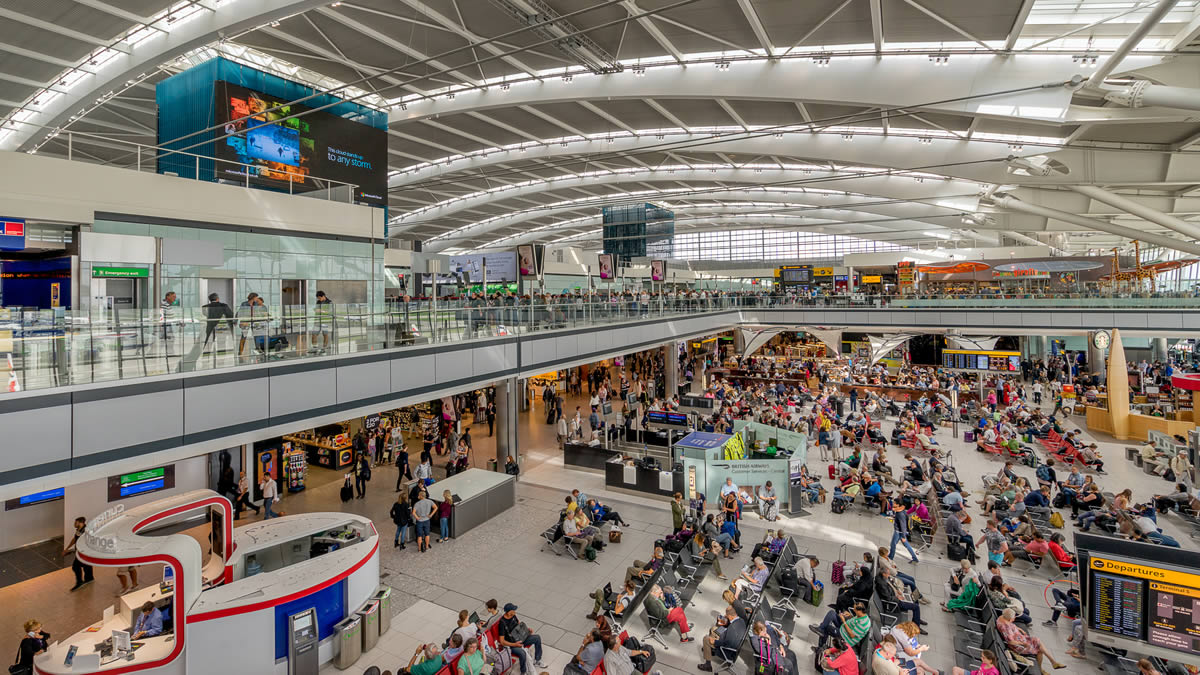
[1072,53,1099,67]
[270,20,280,27]
[918,136,932,144]
[841,133,853,141]
[812,54,831,68]
[715,59,730,71]
[632,64,645,77]
[928,53,949,66]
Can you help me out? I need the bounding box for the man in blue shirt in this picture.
[1024,486,1050,508]
[132,602,163,639]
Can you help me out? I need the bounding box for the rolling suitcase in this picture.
[340,478,353,503]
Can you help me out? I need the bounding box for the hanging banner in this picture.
[802,326,846,358]
[740,327,787,359]
[867,333,917,366]
[946,335,1000,351]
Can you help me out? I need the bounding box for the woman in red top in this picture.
[1047,533,1075,569]
[951,648,1000,675]
[820,635,859,675]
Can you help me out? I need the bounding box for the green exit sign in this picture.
[93,267,148,278]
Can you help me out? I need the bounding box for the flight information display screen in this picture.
[1148,582,1200,653]
[1086,554,1200,658]
[1091,570,1145,639]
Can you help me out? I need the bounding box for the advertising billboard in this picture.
[598,254,615,280]
[213,80,387,206]
[651,259,665,282]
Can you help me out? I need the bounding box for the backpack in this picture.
[1052,492,1069,509]
[1049,512,1065,529]
[1036,465,1051,482]
[585,546,597,561]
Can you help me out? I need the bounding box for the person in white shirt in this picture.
[795,556,819,603]
[720,478,739,497]
[261,475,280,519]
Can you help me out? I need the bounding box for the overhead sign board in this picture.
[0,218,25,251]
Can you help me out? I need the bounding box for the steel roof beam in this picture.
[735,0,775,56]
[1004,0,1036,51]
[3,0,341,152]
[620,0,685,63]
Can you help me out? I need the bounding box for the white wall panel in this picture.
[472,344,510,377]
[435,350,472,383]
[0,152,376,239]
[393,355,434,392]
[337,362,390,403]
[73,388,184,458]
[183,377,270,436]
[0,404,70,472]
[269,369,336,418]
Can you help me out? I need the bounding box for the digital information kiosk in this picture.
[34,490,383,675]
[1077,532,1200,662]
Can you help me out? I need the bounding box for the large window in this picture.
[671,230,909,261]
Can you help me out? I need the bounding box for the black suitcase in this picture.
[340,481,353,502]
[946,539,968,562]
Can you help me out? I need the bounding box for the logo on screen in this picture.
[1093,559,1105,569]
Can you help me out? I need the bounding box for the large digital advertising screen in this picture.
[213,80,387,206]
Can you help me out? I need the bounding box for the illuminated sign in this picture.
[1091,557,1200,588]
[4,487,65,511]
[862,275,882,283]
[813,267,833,277]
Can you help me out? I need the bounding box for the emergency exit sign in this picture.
[93,267,149,278]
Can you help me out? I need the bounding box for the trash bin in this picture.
[374,587,392,637]
[357,600,380,652]
[333,615,362,670]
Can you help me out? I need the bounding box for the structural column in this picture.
[1086,331,1108,379]
[494,377,519,473]
[663,343,679,399]
[1151,337,1169,363]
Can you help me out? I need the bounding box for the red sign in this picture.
[1,220,23,237]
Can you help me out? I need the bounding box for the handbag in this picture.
[509,622,531,644]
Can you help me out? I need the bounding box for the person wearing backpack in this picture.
[355,453,371,499]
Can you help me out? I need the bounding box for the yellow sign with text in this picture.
[862,275,882,283]
[1091,556,1200,589]
[814,267,834,277]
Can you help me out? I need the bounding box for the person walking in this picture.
[201,293,235,351]
[355,453,371,499]
[64,517,94,591]
[413,490,436,552]
[235,470,259,519]
[395,443,413,490]
[486,402,496,437]
[390,493,412,549]
[260,474,280,519]
[888,501,920,564]
[311,290,334,354]
[159,291,178,343]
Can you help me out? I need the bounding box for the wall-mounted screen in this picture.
[449,253,517,283]
[4,487,64,510]
[213,81,387,206]
[107,465,176,501]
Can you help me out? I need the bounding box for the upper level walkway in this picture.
[3,292,1198,394]
[1,292,1197,497]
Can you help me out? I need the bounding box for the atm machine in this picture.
[287,608,319,675]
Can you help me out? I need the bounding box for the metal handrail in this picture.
[54,130,360,202]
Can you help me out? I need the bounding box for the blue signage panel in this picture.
[676,432,732,449]
[0,218,26,250]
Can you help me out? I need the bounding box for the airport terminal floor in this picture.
[4,371,1194,675]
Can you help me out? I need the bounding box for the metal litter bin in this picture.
[357,600,381,651]
[333,615,362,670]
[374,588,392,636]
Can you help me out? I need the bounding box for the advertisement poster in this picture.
[598,253,614,280]
[451,252,517,282]
[651,259,665,282]
[517,245,536,277]
[213,81,387,206]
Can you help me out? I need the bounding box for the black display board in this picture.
[213,80,387,205]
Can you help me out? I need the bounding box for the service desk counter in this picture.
[432,469,515,538]
[564,442,620,470]
[604,457,685,498]
[36,615,174,674]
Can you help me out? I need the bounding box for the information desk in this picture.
[422,469,515,539]
[604,456,684,498]
[37,490,381,675]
